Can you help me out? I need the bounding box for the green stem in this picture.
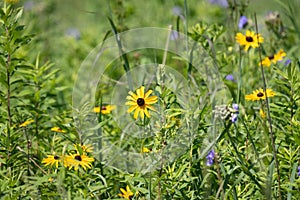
[5,23,12,165]
[254,13,282,200]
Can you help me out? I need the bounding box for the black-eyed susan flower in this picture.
[19,119,34,127]
[64,153,94,170]
[125,86,158,119]
[74,143,93,153]
[42,155,61,168]
[235,30,264,51]
[245,88,275,101]
[260,49,286,67]
[118,185,134,200]
[93,105,116,114]
[51,127,66,133]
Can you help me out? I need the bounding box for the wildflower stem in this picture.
[97,99,103,174]
[237,47,242,103]
[4,11,12,165]
[254,13,282,200]
[108,17,133,90]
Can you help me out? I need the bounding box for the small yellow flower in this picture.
[51,127,66,133]
[19,119,34,127]
[260,109,266,119]
[42,155,61,168]
[118,185,134,200]
[235,30,264,51]
[141,147,150,153]
[125,86,158,119]
[48,177,54,182]
[64,153,94,170]
[245,88,275,101]
[74,144,93,153]
[93,105,116,114]
[260,49,286,67]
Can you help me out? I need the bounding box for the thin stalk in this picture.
[254,13,282,200]
[157,24,172,200]
[215,152,225,199]
[97,99,103,175]
[5,23,12,164]
[237,48,242,104]
[24,129,30,176]
[108,17,133,90]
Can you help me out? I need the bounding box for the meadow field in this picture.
[0,0,300,199]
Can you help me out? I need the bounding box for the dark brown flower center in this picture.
[54,155,59,160]
[101,106,107,110]
[246,36,254,42]
[257,92,264,97]
[268,55,274,60]
[75,155,82,161]
[137,98,145,106]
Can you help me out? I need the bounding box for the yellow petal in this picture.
[137,86,145,98]
[120,188,126,194]
[128,105,138,113]
[128,91,138,100]
[145,96,158,104]
[147,105,156,111]
[144,108,150,118]
[140,109,145,119]
[144,89,153,98]
[134,108,140,119]
[125,101,137,106]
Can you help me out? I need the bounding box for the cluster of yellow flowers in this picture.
[42,144,94,170]
[235,30,285,102]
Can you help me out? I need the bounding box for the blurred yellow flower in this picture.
[64,153,94,170]
[125,86,158,119]
[141,147,150,153]
[260,49,286,67]
[42,155,61,168]
[51,127,66,133]
[235,30,264,51]
[118,185,134,200]
[74,143,93,153]
[260,109,266,119]
[245,88,275,101]
[93,105,116,114]
[19,119,34,127]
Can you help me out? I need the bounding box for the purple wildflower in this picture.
[209,0,228,8]
[231,104,239,123]
[284,59,291,66]
[298,166,300,176]
[172,6,182,16]
[231,114,238,123]
[232,103,239,111]
[170,31,179,40]
[238,16,248,29]
[206,150,215,166]
[225,74,235,82]
[65,28,81,40]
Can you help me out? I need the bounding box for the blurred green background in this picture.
[18,0,294,103]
